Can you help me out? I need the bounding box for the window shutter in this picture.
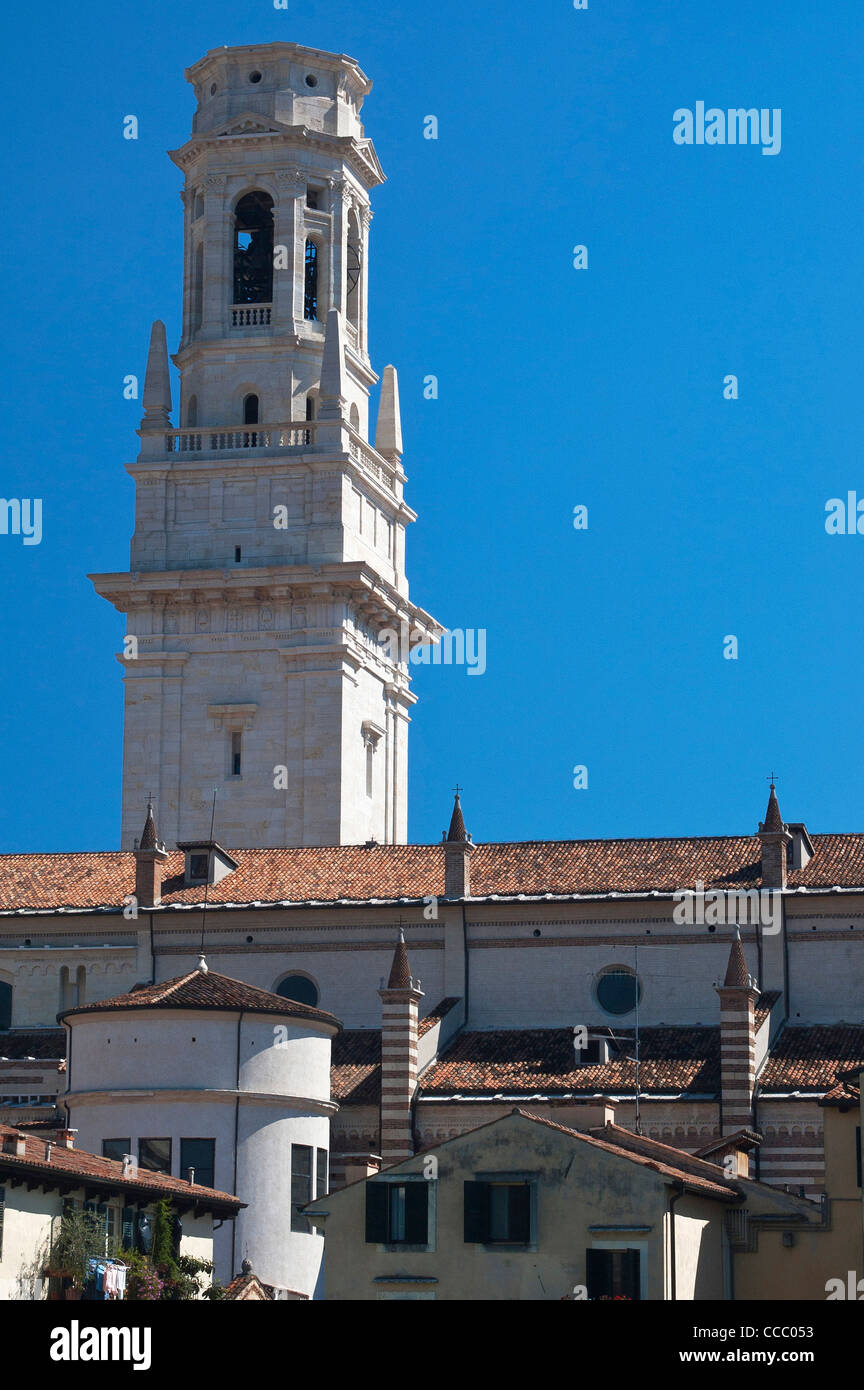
[463,1181,490,1243]
[121,1207,135,1249]
[365,1183,389,1244]
[404,1183,429,1245]
[621,1248,641,1300]
[509,1184,531,1243]
[586,1248,613,1299]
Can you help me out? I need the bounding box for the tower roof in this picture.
[723,930,750,988]
[761,782,784,834]
[139,801,158,851]
[386,930,412,989]
[446,792,468,844]
[60,968,341,1030]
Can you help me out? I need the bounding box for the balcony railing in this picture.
[156,422,399,494]
[230,304,272,327]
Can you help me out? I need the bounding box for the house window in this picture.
[291,1144,313,1232]
[365,1180,430,1246]
[181,1138,215,1190]
[139,1138,171,1175]
[316,1148,328,1199]
[275,975,319,1008]
[464,1180,532,1245]
[231,731,242,777]
[304,240,319,320]
[586,1247,641,1301]
[243,393,259,425]
[102,1138,130,1164]
[306,187,320,209]
[189,853,210,883]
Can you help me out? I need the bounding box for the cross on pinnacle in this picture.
[766,771,779,786]
[453,784,462,797]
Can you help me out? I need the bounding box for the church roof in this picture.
[59,967,341,1030]
[4,831,864,913]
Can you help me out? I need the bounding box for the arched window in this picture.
[304,239,319,321]
[233,191,274,304]
[346,211,362,329]
[349,403,360,431]
[274,974,319,1008]
[594,966,642,1016]
[186,395,198,427]
[0,979,11,1029]
[243,393,259,425]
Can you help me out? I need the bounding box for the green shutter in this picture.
[365,1183,389,1244]
[463,1181,489,1243]
[404,1182,429,1245]
[509,1184,531,1243]
[586,1247,612,1299]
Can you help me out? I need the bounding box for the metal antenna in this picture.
[199,787,218,956]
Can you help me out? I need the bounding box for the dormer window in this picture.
[189,853,209,883]
[178,841,240,888]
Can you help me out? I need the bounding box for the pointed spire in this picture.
[141,319,172,428]
[446,790,468,843]
[386,929,412,989]
[723,928,750,988]
[761,781,784,833]
[140,800,158,851]
[375,365,402,460]
[317,307,347,420]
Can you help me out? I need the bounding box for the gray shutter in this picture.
[404,1182,429,1245]
[463,1181,489,1243]
[365,1182,389,1244]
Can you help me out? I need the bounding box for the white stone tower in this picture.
[91,43,440,850]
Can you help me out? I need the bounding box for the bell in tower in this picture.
[91,43,441,852]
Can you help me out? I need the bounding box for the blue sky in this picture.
[1,0,862,851]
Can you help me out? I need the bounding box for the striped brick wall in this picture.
[717,987,759,1135]
[379,983,424,1168]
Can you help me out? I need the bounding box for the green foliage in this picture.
[51,1208,108,1287]
[119,1212,221,1301]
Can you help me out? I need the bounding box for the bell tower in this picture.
[91,43,440,850]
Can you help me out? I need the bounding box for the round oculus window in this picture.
[249,70,262,84]
[275,975,319,1008]
[595,969,641,1015]
[305,73,318,88]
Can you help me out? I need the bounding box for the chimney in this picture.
[121,1154,136,1179]
[758,781,792,889]
[378,931,424,1168]
[134,800,169,906]
[716,929,760,1136]
[442,790,474,899]
[56,1128,76,1150]
[6,1132,27,1157]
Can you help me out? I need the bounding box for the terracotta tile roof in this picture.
[0,1121,243,1213]
[60,968,341,1029]
[0,1029,65,1059]
[819,1078,860,1107]
[331,1030,381,1104]
[222,1269,275,1300]
[3,830,864,913]
[758,1026,864,1092]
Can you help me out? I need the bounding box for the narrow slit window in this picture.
[231,731,242,777]
[234,546,242,563]
[304,240,319,321]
